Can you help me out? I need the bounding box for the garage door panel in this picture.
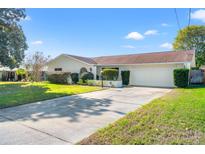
[129,64,183,87]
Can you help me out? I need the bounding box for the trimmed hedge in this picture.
[191,67,200,70]
[173,68,189,87]
[77,79,88,85]
[71,73,79,84]
[101,68,118,80]
[80,72,94,82]
[121,70,130,85]
[47,73,71,84]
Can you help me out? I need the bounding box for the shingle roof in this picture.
[65,54,97,64]
[93,50,194,65]
[63,50,194,65]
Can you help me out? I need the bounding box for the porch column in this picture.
[92,65,97,80]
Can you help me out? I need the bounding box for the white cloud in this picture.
[160,42,172,49]
[21,16,31,21]
[25,16,31,21]
[191,9,205,23]
[161,23,170,27]
[31,40,43,45]
[125,32,144,40]
[144,30,158,36]
[121,45,136,49]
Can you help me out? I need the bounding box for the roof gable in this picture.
[65,54,97,64]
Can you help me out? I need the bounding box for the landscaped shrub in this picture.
[87,80,102,86]
[173,68,189,87]
[80,72,94,82]
[16,69,27,81]
[47,73,71,84]
[71,73,79,84]
[121,70,130,85]
[101,68,118,80]
[96,75,99,80]
[191,67,200,70]
[77,79,88,85]
[87,80,95,86]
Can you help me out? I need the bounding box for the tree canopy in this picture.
[173,25,205,67]
[0,8,28,69]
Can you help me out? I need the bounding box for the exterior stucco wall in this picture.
[47,55,96,78]
[97,63,185,87]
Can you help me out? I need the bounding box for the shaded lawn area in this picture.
[0,82,102,109]
[80,86,205,145]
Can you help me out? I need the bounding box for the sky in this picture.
[21,8,205,58]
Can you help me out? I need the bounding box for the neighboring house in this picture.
[0,65,47,81]
[47,50,195,87]
[0,66,18,81]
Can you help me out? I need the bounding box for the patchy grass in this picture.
[79,86,205,145]
[0,82,102,108]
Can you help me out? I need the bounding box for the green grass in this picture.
[0,82,102,108]
[79,86,205,145]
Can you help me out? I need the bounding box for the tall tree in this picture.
[173,25,205,67]
[0,9,28,69]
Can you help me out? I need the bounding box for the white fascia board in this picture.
[96,61,191,66]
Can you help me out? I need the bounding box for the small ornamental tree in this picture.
[173,68,189,88]
[16,68,26,81]
[101,68,118,80]
[121,70,130,85]
[25,52,49,82]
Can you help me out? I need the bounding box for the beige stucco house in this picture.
[47,50,195,87]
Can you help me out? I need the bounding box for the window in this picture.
[54,68,62,71]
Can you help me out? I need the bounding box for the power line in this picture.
[174,8,181,31]
[186,8,192,51]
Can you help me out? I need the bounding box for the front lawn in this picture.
[80,86,205,144]
[0,82,102,108]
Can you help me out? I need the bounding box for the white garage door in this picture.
[129,64,183,87]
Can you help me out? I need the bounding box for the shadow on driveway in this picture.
[0,94,124,123]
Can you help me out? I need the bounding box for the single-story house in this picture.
[47,50,195,87]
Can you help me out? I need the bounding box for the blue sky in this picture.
[21,8,205,58]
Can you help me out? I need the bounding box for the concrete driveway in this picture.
[0,87,171,145]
